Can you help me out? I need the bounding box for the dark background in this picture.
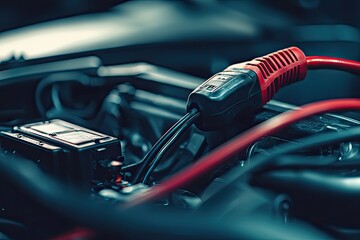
[0,1,359,32]
[0,0,359,105]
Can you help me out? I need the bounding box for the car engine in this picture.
[0,1,359,239]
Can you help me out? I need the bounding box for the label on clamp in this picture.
[200,72,239,93]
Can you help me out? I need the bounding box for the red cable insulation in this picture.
[127,99,360,207]
[307,56,360,75]
[50,227,95,240]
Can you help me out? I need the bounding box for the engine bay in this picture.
[0,1,360,239]
[0,54,358,239]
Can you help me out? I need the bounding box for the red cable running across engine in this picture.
[128,47,360,207]
[127,99,360,207]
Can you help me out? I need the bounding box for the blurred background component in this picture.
[0,0,359,107]
[0,0,124,32]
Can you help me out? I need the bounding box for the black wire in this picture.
[255,154,360,171]
[132,108,200,184]
[204,126,360,202]
[142,109,200,184]
[35,72,94,117]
